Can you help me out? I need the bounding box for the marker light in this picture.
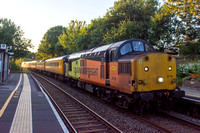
[158,77,164,83]
[144,66,149,72]
[169,66,172,71]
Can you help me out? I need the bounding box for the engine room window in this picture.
[118,63,131,75]
[132,41,144,51]
[80,60,84,66]
[120,43,132,55]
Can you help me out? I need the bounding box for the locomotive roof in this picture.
[70,39,152,59]
[68,48,95,60]
[108,40,127,49]
[91,43,113,53]
[90,39,153,53]
[70,41,127,58]
[83,40,134,55]
[45,55,69,62]
[89,40,127,53]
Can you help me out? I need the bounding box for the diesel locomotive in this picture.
[22,39,185,113]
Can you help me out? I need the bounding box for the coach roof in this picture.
[45,55,69,62]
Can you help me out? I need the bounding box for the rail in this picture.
[31,72,122,133]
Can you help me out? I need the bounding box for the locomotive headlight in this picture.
[158,77,164,83]
[168,66,172,71]
[144,66,149,72]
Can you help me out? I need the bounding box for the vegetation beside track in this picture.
[177,59,200,86]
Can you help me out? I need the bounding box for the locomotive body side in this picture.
[110,61,132,94]
[67,50,93,81]
[80,58,106,86]
[80,48,109,87]
[68,58,81,80]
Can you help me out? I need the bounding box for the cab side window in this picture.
[145,43,154,52]
[120,43,132,55]
[132,41,144,51]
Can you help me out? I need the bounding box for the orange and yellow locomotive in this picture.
[22,39,185,112]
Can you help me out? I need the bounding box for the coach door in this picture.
[64,58,69,77]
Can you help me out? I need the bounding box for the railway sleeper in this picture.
[78,128,109,133]
[75,124,103,129]
[69,116,94,121]
[67,113,90,118]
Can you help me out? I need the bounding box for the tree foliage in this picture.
[36,26,65,60]
[151,8,183,46]
[163,0,200,42]
[0,18,33,59]
[36,0,199,58]
[103,0,158,44]
[58,20,89,54]
[57,0,159,54]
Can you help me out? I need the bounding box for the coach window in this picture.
[132,41,144,51]
[120,43,132,55]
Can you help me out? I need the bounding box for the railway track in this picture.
[140,112,200,133]
[30,72,200,133]
[31,73,122,133]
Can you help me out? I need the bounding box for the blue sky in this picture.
[1,0,116,52]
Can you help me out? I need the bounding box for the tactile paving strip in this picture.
[10,74,32,133]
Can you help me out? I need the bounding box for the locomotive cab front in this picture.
[109,39,185,110]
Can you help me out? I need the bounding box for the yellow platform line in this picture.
[0,74,22,117]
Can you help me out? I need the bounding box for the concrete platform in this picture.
[181,87,200,101]
[0,73,68,133]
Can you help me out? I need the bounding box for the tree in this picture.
[103,0,158,44]
[36,26,65,60]
[151,6,185,47]
[59,20,88,54]
[86,18,107,48]
[163,0,200,42]
[0,18,33,59]
[38,0,199,56]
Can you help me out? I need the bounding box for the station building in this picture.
[0,44,12,83]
